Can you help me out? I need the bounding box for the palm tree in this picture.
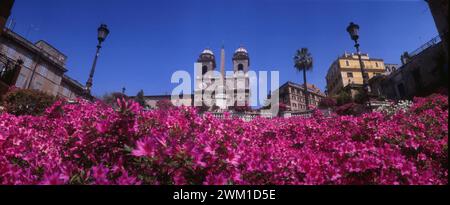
[293,48,313,109]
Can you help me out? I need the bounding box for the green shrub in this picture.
[336,91,352,106]
[1,88,57,116]
[353,88,369,104]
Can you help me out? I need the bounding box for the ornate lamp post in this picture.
[346,22,372,111]
[85,24,109,96]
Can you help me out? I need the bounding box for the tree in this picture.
[354,88,368,104]
[336,91,352,106]
[135,89,146,107]
[294,48,313,109]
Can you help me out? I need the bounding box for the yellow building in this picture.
[326,52,386,97]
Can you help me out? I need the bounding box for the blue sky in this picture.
[8,0,438,98]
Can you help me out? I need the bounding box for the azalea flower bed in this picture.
[0,94,447,185]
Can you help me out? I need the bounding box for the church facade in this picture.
[194,46,251,110]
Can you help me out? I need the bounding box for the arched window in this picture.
[202,65,208,75]
[238,64,244,71]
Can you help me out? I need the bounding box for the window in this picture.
[237,64,244,71]
[52,75,62,85]
[15,73,27,88]
[37,65,48,77]
[32,80,43,90]
[293,103,297,108]
[202,65,208,75]
[375,62,379,67]
[62,87,71,97]
[19,55,33,68]
[6,46,16,59]
[363,73,369,79]
[345,61,349,66]
[347,72,353,78]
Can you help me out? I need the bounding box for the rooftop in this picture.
[201,48,214,55]
[3,29,68,72]
[338,52,384,61]
[281,81,326,97]
[62,74,85,90]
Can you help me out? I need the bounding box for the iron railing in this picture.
[409,35,441,58]
[0,53,21,82]
[0,52,22,95]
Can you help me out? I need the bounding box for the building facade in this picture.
[384,63,399,75]
[194,46,251,110]
[194,48,217,108]
[276,81,326,111]
[0,29,84,99]
[326,52,386,97]
[58,75,85,100]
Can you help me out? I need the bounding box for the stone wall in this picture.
[374,41,446,100]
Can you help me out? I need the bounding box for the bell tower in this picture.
[196,48,216,76]
[232,46,250,73]
[195,48,217,108]
[231,46,251,107]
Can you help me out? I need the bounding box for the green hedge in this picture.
[1,88,57,116]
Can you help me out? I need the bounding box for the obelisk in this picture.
[220,44,225,79]
[216,44,227,109]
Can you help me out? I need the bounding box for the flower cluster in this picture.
[0,94,447,185]
[376,99,413,115]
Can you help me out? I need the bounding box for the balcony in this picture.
[0,53,22,95]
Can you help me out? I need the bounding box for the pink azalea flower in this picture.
[90,165,110,185]
[131,136,158,157]
[39,172,69,185]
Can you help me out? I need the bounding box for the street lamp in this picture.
[85,24,109,96]
[346,22,372,111]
